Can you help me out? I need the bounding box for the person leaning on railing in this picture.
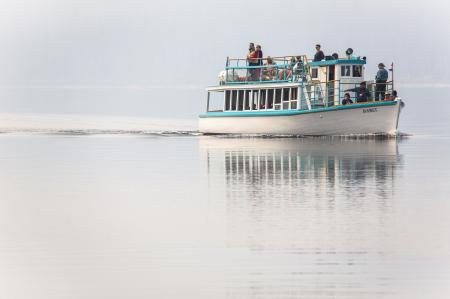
[344,81,370,103]
[375,63,389,101]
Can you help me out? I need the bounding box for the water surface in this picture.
[0,87,449,298]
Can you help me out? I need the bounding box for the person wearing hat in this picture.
[375,63,389,101]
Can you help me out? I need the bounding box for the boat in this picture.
[198,52,404,136]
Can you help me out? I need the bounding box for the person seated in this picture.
[262,56,277,81]
[389,90,398,100]
[277,66,291,80]
[292,56,305,81]
[342,93,353,105]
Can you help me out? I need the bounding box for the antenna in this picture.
[389,62,394,90]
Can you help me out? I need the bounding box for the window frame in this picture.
[340,65,351,77]
[352,65,362,77]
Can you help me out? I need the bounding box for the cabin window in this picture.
[353,65,362,77]
[252,90,258,109]
[259,89,266,109]
[244,90,251,110]
[231,90,237,110]
[281,88,290,110]
[274,89,282,104]
[290,87,298,110]
[225,90,231,111]
[208,91,225,112]
[282,88,290,102]
[341,65,351,77]
[237,90,244,111]
[311,68,318,79]
[274,88,282,110]
[290,88,298,101]
[267,89,274,109]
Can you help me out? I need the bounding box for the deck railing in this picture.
[306,80,395,107]
[223,55,308,85]
[207,79,396,113]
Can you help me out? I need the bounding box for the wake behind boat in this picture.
[199,47,403,136]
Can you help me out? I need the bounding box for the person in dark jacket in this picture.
[254,44,263,80]
[313,44,325,61]
[255,44,263,66]
[345,82,370,103]
[375,63,389,100]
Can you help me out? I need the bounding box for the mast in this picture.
[390,62,394,91]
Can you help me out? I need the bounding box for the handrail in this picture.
[227,55,353,63]
[227,55,304,61]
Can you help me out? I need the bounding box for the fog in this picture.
[1,0,449,88]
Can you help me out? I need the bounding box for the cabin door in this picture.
[327,66,335,106]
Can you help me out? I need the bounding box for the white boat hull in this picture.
[199,101,402,136]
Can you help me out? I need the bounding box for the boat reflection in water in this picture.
[199,137,406,298]
[202,137,402,203]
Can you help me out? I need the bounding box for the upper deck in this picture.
[219,55,367,86]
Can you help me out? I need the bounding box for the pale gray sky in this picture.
[1,0,449,87]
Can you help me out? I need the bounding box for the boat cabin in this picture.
[308,58,366,106]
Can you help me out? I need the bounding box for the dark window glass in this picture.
[231,90,237,110]
[245,90,251,110]
[259,90,266,109]
[311,68,318,78]
[341,65,351,77]
[275,89,282,104]
[238,90,244,110]
[291,88,298,100]
[267,89,274,109]
[353,65,362,77]
[283,88,290,102]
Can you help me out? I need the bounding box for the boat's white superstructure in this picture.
[199,53,403,136]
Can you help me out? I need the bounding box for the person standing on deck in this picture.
[247,43,258,81]
[255,45,263,66]
[313,44,325,61]
[375,63,389,100]
[255,44,263,80]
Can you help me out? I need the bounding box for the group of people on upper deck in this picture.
[246,42,397,103]
[247,43,304,81]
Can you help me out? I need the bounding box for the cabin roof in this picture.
[308,58,366,67]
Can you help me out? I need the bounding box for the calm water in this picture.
[0,87,450,298]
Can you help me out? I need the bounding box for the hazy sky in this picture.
[1,0,450,87]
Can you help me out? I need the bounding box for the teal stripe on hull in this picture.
[199,101,397,118]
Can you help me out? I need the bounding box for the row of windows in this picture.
[310,65,363,79]
[341,65,362,77]
[224,88,299,111]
